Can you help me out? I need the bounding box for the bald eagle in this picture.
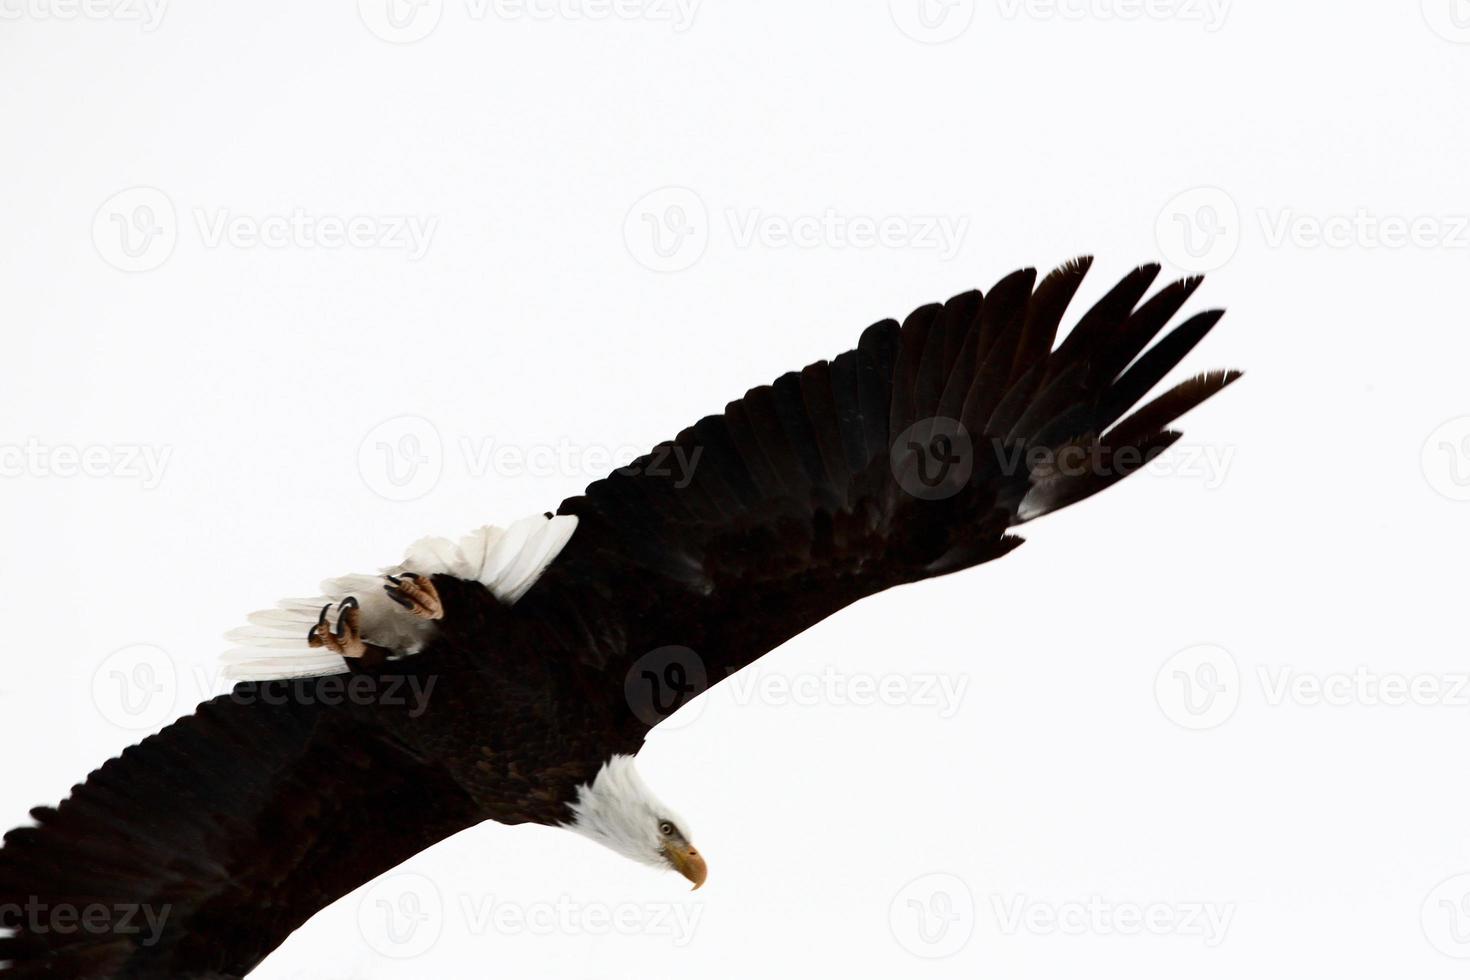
[0,259,1239,978]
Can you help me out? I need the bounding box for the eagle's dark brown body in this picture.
[352,576,646,824]
[0,260,1240,978]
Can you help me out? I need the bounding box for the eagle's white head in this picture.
[563,755,707,889]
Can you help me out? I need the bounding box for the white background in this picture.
[3,2,1470,977]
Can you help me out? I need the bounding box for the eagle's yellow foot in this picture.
[384,572,443,621]
[307,596,372,658]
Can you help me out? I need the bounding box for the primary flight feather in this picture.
[0,259,1240,978]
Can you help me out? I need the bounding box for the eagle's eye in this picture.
[658,821,675,837]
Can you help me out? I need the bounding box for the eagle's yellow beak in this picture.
[664,841,708,890]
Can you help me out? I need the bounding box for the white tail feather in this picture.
[222,513,578,682]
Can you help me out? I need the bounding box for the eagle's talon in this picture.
[384,573,443,621]
[307,597,369,658]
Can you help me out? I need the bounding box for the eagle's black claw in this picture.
[307,603,332,644]
[307,597,368,656]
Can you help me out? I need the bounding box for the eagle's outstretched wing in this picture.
[0,681,481,979]
[0,259,1242,978]
[519,259,1239,722]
